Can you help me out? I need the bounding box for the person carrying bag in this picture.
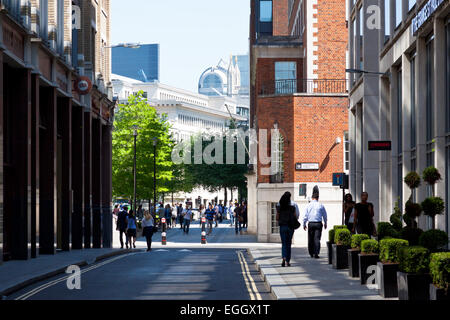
[276,192,300,267]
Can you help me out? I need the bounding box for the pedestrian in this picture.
[137,204,144,220]
[205,204,215,235]
[303,186,328,259]
[344,193,356,233]
[234,202,242,234]
[241,201,248,231]
[214,203,219,228]
[165,204,172,229]
[142,210,155,252]
[353,192,376,237]
[178,203,184,229]
[276,192,299,267]
[219,204,224,223]
[228,201,235,226]
[182,205,192,234]
[171,204,178,227]
[199,204,206,218]
[117,205,129,249]
[126,209,137,249]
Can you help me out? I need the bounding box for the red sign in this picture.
[74,76,92,95]
[369,141,392,151]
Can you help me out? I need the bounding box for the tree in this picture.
[112,91,174,208]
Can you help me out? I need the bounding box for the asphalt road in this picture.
[7,232,273,300]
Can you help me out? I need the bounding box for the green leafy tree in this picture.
[112,91,174,209]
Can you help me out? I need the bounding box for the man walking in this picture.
[229,201,235,226]
[205,204,215,236]
[177,203,184,229]
[117,205,129,249]
[303,186,328,259]
[182,204,192,234]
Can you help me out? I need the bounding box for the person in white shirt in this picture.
[182,205,192,234]
[142,211,155,252]
[228,201,236,226]
[303,186,328,259]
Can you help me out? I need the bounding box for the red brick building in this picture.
[247,0,349,243]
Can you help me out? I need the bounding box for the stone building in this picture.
[0,0,115,263]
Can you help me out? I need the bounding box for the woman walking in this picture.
[171,204,178,227]
[344,194,356,233]
[126,210,137,249]
[276,192,297,267]
[205,204,215,236]
[164,204,172,229]
[142,210,155,252]
[353,192,376,237]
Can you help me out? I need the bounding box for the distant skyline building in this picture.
[112,44,160,82]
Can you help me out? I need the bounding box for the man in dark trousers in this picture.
[177,203,184,229]
[303,186,328,259]
[117,205,129,249]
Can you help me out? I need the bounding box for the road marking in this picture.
[15,252,141,300]
[155,249,169,252]
[236,250,262,300]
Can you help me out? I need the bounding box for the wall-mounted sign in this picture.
[368,141,392,151]
[299,184,307,197]
[412,0,444,35]
[296,163,319,171]
[74,76,92,95]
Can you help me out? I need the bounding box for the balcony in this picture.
[259,79,348,96]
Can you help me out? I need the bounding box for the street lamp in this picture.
[345,68,390,76]
[152,137,158,215]
[132,125,139,213]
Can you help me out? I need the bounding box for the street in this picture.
[7,223,273,300]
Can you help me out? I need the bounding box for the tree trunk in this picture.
[171,192,174,206]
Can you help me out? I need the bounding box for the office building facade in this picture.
[348,0,450,238]
[112,43,159,82]
[0,0,115,264]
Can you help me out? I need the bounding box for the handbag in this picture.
[289,207,301,230]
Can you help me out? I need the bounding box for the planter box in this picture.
[359,254,379,285]
[332,244,350,269]
[397,272,431,300]
[327,242,333,264]
[348,249,360,278]
[430,284,450,301]
[377,262,399,298]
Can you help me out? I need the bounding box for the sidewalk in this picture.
[248,247,385,300]
[0,248,132,298]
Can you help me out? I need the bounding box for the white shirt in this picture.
[142,217,154,228]
[303,200,328,225]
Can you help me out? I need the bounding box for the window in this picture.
[353,18,357,82]
[359,7,364,70]
[395,0,402,27]
[270,130,284,183]
[426,36,434,143]
[397,68,403,155]
[410,52,416,149]
[344,131,350,172]
[260,1,273,22]
[275,61,297,94]
[385,0,390,41]
[271,203,280,234]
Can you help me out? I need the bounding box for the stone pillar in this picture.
[71,105,84,249]
[83,110,92,248]
[379,76,391,221]
[59,97,72,251]
[31,73,40,258]
[402,54,412,207]
[101,123,112,248]
[39,87,57,255]
[91,118,102,249]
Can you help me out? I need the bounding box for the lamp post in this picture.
[345,68,390,77]
[132,125,139,212]
[152,137,158,215]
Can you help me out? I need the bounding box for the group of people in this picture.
[200,201,248,235]
[276,188,375,268]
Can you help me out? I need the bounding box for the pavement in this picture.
[1,220,390,300]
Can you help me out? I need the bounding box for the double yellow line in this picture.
[15,252,140,300]
[236,250,262,300]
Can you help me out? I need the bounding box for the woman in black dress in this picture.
[276,192,297,267]
[344,194,356,232]
[352,192,375,236]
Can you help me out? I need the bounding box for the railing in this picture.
[259,79,348,95]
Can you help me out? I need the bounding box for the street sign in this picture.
[296,163,319,171]
[369,141,392,151]
[333,173,345,186]
[299,184,307,197]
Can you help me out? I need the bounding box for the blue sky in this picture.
[111,0,250,92]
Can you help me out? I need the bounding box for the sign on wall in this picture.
[411,0,444,35]
[296,163,320,171]
[74,76,93,95]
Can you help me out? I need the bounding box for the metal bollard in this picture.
[161,218,167,245]
[201,217,207,244]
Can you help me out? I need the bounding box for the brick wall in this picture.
[256,58,304,95]
[273,0,289,36]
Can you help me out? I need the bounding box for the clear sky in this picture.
[110,0,250,92]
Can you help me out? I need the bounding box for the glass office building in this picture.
[112,44,160,82]
[236,55,250,95]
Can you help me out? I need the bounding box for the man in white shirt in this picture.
[303,186,328,259]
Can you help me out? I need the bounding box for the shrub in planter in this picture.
[390,200,403,231]
[380,238,409,264]
[398,246,430,274]
[422,166,442,185]
[403,200,422,229]
[397,246,432,300]
[429,252,450,300]
[327,230,335,264]
[361,239,379,254]
[334,225,348,230]
[421,197,445,220]
[351,234,370,250]
[404,172,421,190]
[400,227,424,246]
[329,229,336,244]
[419,230,449,252]
[377,222,400,241]
[335,228,352,246]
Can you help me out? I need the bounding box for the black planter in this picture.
[348,249,360,278]
[327,242,333,264]
[359,254,379,285]
[430,284,450,301]
[397,272,431,300]
[332,244,349,269]
[378,262,399,298]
